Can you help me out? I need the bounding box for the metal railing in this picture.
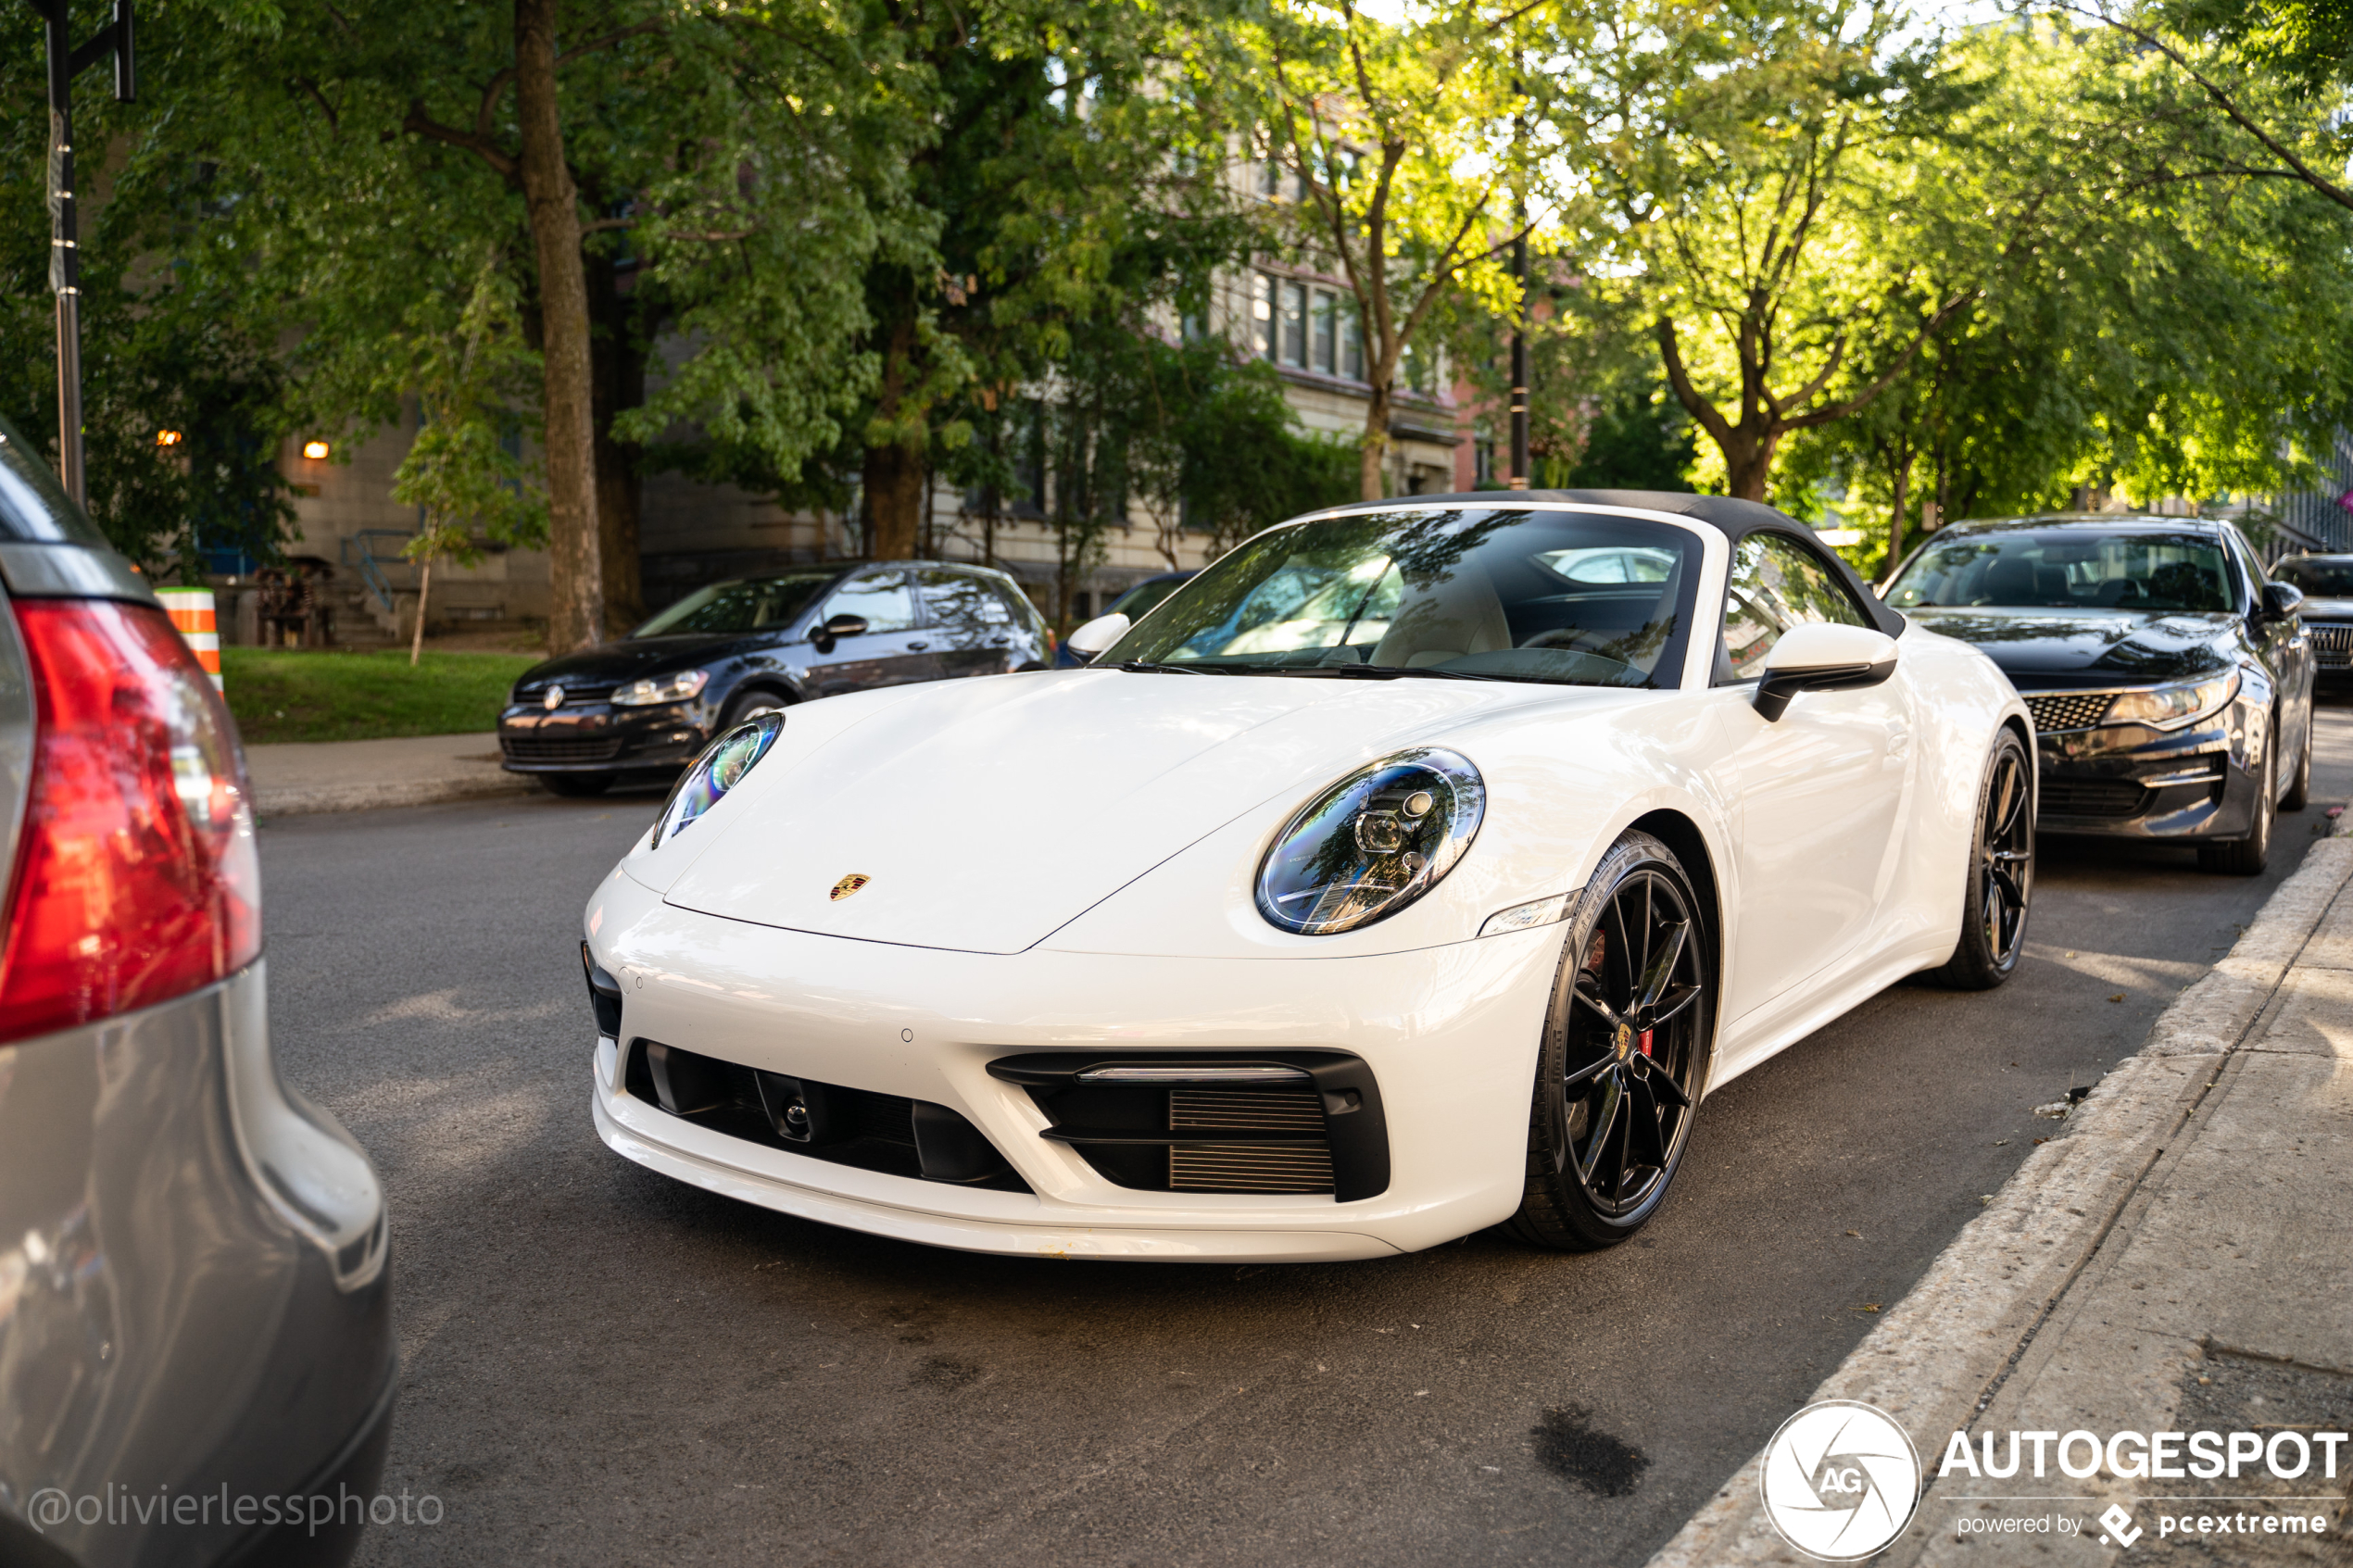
[337,529,417,614]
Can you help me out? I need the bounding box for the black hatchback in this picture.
[499,560,1051,795]
[1884,515,2315,873]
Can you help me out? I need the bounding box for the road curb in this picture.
[253,773,537,818]
[1645,833,2353,1568]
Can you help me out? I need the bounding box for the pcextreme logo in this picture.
[1759,1400,1924,1562]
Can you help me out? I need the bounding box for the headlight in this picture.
[656,713,783,842]
[1256,747,1485,935]
[613,669,711,707]
[2107,671,2238,731]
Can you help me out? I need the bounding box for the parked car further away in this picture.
[582,491,2032,1263]
[500,560,1051,795]
[1053,570,1197,667]
[1884,513,2313,873]
[0,416,395,1568]
[2272,553,2353,685]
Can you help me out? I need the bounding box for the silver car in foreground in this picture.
[0,416,396,1568]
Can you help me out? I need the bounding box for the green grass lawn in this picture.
[222,648,543,746]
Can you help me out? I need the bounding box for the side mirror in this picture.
[811,612,868,654]
[1065,611,1130,661]
[2261,581,2304,619]
[1754,623,1900,721]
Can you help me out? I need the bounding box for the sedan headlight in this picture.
[656,713,783,842]
[613,669,711,707]
[1256,748,1485,935]
[2107,671,2238,731]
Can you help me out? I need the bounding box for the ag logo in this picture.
[829,873,871,902]
[1759,1399,1922,1562]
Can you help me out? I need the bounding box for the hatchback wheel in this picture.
[2199,733,2273,876]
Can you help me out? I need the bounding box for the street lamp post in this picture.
[27,0,135,508]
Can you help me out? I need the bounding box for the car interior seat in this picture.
[1982,556,2041,604]
[1369,566,1515,668]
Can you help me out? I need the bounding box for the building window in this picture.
[1340,307,1363,382]
[1313,291,1337,374]
[1474,437,1495,486]
[1254,274,1277,360]
[1258,158,1279,197]
[1280,281,1307,368]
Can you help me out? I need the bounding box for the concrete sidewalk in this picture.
[1653,835,2353,1565]
[243,732,535,817]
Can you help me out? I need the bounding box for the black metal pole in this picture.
[1509,220,1529,491]
[31,0,133,508]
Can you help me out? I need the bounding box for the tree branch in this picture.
[403,102,521,185]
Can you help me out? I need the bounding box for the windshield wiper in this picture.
[1276,662,1500,682]
[1110,660,1246,674]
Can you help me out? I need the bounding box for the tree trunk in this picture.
[589,257,647,629]
[1721,429,1777,502]
[863,310,923,559]
[515,0,604,651]
[409,555,432,667]
[1359,380,1392,501]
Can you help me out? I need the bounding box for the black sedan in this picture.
[1884,514,2314,874]
[2273,553,2353,685]
[499,560,1051,795]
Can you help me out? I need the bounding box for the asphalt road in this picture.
[258,698,2353,1568]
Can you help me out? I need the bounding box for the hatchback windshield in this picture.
[1886,531,2234,614]
[1101,508,1698,687]
[2274,557,2353,596]
[632,573,837,637]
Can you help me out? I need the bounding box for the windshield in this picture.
[1886,531,2234,614]
[1101,508,1698,687]
[631,573,837,637]
[2274,557,2353,596]
[1109,575,1190,621]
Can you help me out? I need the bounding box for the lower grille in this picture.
[503,734,624,763]
[2023,692,2113,733]
[2038,776,2149,819]
[2311,624,2353,669]
[623,1040,1026,1190]
[989,1054,1390,1201]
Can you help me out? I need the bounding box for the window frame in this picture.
[1714,528,1879,685]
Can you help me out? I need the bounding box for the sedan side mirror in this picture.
[1065,612,1130,661]
[1754,623,1900,721]
[2261,581,2304,619]
[811,612,869,655]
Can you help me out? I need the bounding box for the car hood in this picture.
[657,670,1570,955]
[2297,595,2353,622]
[517,633,760,689]
[1905,607,2238,686]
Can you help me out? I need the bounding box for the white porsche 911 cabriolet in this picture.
[582,493,2033,1261]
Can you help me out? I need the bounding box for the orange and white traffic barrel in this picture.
[157,586,223,693]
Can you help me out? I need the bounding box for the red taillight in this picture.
[0,598,260,1045]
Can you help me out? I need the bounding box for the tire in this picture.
[539,772,613,797]
[721,687,791,728]
[1507,831,1714,1251]
[2199,731,2274,875]
[2282,708,2311,811]
[1929,727,2035,990]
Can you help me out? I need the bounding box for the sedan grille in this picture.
[2022,692,2113,734]
[2038,776,2148,819]
[502,734,624,763]
[2310,624,2353,670]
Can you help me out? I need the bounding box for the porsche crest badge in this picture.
[829,874,871,902]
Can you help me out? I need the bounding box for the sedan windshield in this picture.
[1100,508,1697,687]
[2274,557,2353,596]
[631,573,836,637]
[1886,531,2234,614]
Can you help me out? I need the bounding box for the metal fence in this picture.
[2265,431,2353,554]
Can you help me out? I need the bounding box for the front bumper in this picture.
[585,867,1566,1261]
[2031,709,2258,840]
[497,698,711,775]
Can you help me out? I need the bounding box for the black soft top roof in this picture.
[1316,488,1906,639]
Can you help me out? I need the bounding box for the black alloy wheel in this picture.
[1509,831,1713,1250]
[1931,728,2033,989]
[2282,705,2312,812]
[2199,724,2274,876]
[722,688,792,728]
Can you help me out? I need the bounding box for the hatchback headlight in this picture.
[2107,671,2238,731]
[656,713,783,842]
[1256,748,1485,935]
[613,669,711,707]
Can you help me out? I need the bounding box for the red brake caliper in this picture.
[1639,1029,1654,1057]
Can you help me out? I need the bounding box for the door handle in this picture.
[906,641,929,651]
